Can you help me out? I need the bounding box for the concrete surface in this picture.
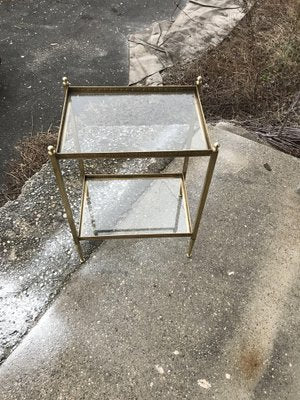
[0,127,299,399]
[0,155,170,363]
[0,0,184,183]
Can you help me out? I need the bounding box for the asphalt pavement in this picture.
[0,0,182,184]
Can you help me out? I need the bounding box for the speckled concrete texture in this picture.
[0,127,299,399]
[0,156,170,363]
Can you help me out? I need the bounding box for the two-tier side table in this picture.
[48,77,219,262]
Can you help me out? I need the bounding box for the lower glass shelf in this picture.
[78,174,192,239]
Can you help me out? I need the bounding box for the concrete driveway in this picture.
[0,126,299,399]
[0,0,182,183]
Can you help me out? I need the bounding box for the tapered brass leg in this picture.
[187,238,195,258]
[187,143,219,258]
[75,244,84,263]
[48,145,85,262]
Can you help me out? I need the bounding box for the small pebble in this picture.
[197,379,211,389]
[155,365,164,375]
[263,162,272,171]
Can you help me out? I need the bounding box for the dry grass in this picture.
[163,0,300,127]
[0,131,58,206]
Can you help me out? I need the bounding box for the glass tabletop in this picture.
[80,176,190,237]
[59,91,208,155]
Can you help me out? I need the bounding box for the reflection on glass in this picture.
[61,93,207,153]
[80,177,189,237]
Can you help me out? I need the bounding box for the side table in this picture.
[48,77,219,262]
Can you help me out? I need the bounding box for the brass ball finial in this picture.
[62,76,69,87]
[196,75,202,86]
[48,145,55,156]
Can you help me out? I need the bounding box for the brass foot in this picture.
[187,238,195,258]
[75,243,85,263]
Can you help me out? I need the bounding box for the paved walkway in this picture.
[0,127,299,399]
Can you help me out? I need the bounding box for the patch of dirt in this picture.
[239,346,264,380]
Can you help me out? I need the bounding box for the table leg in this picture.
[187,143,219,258]
[48,146,84,262]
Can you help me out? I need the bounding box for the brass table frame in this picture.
[48,77,219,262]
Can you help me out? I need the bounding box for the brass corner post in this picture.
[187,142,219,258]
[48,145,85,262]
[62,77,85,179]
